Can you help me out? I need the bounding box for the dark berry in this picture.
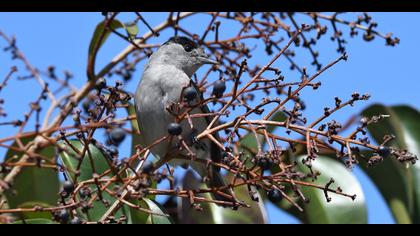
[212,80,226,98]
[141,163,154,174]
[60,190,70,199]
[267,189,283,203]
[62,181,74,194]
[95,78,107,90]
[257,157,273,171]
[123,73,132,81]
[82,100,91,112]
[167,123,182,136]
[377,146,391,157]
[57,209,69,223]
[184,87,197,101]
[298,100,306,111]
[109,128,126,145]
[70,217,82,225]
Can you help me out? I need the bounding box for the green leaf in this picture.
[16,202,53,220]
[58,140,112,181]
[362,104,420,223]
[144,199,172,224]
[361,149,412,224]
[125,102,158,200]
[87,19,125,80]
[130,198,172,224]
[13,218,55,224]
[58,140,127,222]
[240,111,288,155]
[239,112,288,169]
[216,174,268,224]
[126,102,142,158]
[296,156,367,224]
[393,106,420,223]
[125,22,139,40]
[129,199,149,224]
[4,137,59,209]
[126,102,158,224]
[262,184,304,222]
[88,19,124,58]
[178,170,268,224]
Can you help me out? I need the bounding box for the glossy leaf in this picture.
[360,150,412,224]
[130,198,172,224]
[58,140,127,222]
[296,155,367,224]
[145,199,172,224]
[129,199,149,224]
[13,218,55,224]
[4,137,59,209]
[58,140,112,181]
[362,104,420,223]
[88,19,124,58]
[17,202,53,220]
[178,170,268,224]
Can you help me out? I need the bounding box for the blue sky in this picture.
[0,12,419,224]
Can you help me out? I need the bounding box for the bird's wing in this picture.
[189,79,237,203]
[189,80,223,169]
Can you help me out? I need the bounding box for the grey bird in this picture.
[134,36,233,202]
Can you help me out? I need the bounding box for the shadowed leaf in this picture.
[178,170,268,224]
[58,140,128,222]
[4,137,59,210]
[88,19,124,58]
[16,202,53,220]
[362,104,420,223]
[130,198,173,224]
[296,155,367,224]
[13,218,55,224]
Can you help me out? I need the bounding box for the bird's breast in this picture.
[135,65,192,158]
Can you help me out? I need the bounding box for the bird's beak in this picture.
[198,54,220,65]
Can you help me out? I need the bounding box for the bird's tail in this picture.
[191,161,236,206]
[207,137,237,205]
[208,168,234,203]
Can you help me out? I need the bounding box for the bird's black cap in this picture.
[164,36,198,52]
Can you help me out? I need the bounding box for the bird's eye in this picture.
[184,44,193,52]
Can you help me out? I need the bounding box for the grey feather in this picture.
[135,38,233,203]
